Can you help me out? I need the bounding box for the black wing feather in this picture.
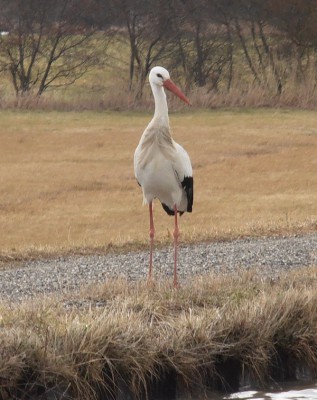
[182,176,193,212]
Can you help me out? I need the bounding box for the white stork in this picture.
[134,66,193,288]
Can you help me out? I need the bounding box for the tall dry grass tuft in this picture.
[189,81,317,110]
[1,267,317,399]
[2,80,317,112]
[2,68,317,111]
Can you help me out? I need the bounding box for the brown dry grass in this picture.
[1,266,317,399]
[0,109,317,260]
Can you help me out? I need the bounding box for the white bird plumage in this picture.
[134,66,193,288]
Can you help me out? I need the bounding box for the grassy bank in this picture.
[1,266,317,399]
[0,109,317,262]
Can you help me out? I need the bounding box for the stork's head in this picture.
[149,66,190,105]
[149,66,170,86]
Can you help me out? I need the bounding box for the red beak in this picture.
[163,79,191,105]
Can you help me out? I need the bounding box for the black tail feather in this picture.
[161,203,184,216]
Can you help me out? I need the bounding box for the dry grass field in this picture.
[0,108,317,259]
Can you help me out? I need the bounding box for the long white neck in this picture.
[150,82,169,127]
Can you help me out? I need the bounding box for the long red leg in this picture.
[148,201,155,282]
[173,204,179,288]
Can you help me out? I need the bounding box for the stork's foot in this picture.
[147,276,155,289]
[173,279,180,289]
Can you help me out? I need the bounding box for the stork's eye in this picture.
[156,73,163,79]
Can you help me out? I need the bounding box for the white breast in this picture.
[134,125,187,211]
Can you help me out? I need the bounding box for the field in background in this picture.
[1,37,317,112]
[0,109,317,259]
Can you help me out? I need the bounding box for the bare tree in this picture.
[224,0,285,94]
[169,0,232,91]
[268,0,317,49]
[105,0,177,98]
[267,0,317,87]
[0,0,107,96]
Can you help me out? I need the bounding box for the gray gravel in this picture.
[0,234,316,301]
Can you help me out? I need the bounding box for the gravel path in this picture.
[0,234,316,301]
